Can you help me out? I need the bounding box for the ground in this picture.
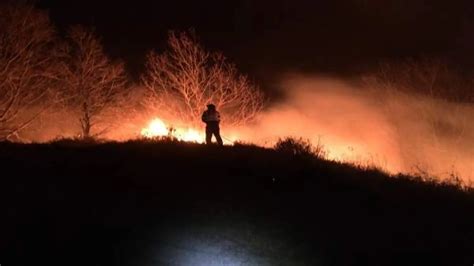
[0,140,473,266]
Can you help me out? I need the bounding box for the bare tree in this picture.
[141,31,264,127]
[62,26,127,139]
[0,3,61,141]
[362,58,473,179]
[365,58,473,102]
[363,58,473,147]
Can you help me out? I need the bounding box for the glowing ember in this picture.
[141,118,205,143]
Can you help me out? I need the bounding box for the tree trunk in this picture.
[80,102,91,139]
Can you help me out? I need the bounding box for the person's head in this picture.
[207,104,216,110]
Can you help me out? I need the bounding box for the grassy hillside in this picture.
[0,140,473,266]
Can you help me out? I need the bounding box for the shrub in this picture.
[274,137,326,159]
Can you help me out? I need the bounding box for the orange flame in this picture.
[141,117,241,145]
[141,118,206,143]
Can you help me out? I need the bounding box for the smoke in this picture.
[236,75,474,182]
[19,75,473,183]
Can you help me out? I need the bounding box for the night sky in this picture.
[37,0,474,83]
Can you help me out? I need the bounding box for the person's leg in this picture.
[205,126,212,145]
[214,127,223,146]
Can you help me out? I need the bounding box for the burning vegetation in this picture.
[140,118,204,143]
[0,3,472,183]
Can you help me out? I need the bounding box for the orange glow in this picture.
[141,118,169,138]
[141,118,205,143]
[13,77,472,184]
[141,117,241,144]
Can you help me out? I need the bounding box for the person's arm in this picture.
[201,111,207,122]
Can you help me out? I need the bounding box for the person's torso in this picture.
[204,110,220,122]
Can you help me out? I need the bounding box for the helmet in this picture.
[207,103,216,109]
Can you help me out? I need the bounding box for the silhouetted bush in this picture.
[274,137,326,159]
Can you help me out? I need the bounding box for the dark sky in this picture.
[37,0,474,84]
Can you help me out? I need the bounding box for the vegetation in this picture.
[1,2,472,266]
[61,26,127,139]
[141,31,265,127]
[0,139,472,266]
[275,137,326,159]
[0,3,265,140]
[0,3,61,141]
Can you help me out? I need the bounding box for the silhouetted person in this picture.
[201,104,223,145]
